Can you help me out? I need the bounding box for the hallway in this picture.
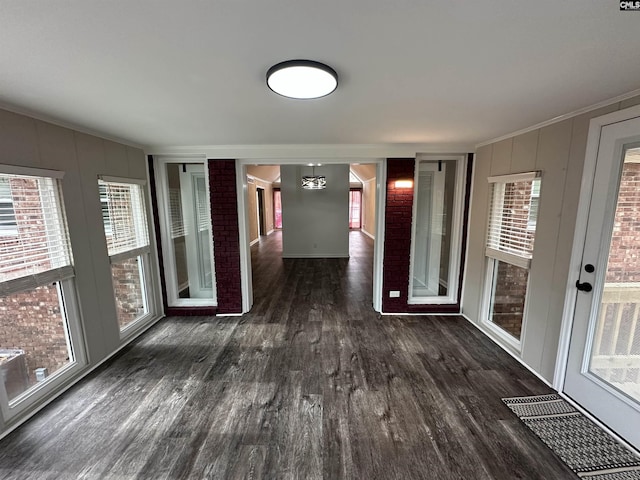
[0,231,575,479]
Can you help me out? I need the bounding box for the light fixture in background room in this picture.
[266,60,338,99]
[302,164,326,190]
[395,180,414,189]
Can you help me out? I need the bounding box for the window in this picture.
[0,178,17,235]
[349,190,362,229]
[527,180,540,230]
[99,178,152,331]
[484,171,541,343]
[0,169,84,416]
[408,155,467,304]
[274,189,282,229]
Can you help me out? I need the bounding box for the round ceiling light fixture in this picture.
[266,60,338,99]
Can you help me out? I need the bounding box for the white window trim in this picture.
[408,154,468,305]
[0,166,86,421]
[98,177,156,332]
[152,156,217,308]
[480,170,542,352]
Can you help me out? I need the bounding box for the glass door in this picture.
[408,155,466,305]
[564,114,640,449]
[156,160,216,306]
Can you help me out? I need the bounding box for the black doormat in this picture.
[502,394,640,479]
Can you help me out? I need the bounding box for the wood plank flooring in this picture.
[0,231,577,479]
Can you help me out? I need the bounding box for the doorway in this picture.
[563,108,640,449]
[256,187,266,236]
[238,160,384,313]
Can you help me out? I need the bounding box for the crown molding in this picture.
[476,88,640,148]
[0,103,145,150]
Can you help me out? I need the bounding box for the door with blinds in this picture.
[0,167,86,420]
[564,110,640,450]
[483,171,542,348]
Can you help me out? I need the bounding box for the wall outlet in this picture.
[389,290,400,298]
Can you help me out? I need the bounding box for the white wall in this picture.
[281,164,349,258]
[463,94,640,383]
[361,178,376,238]
[0,107,161,432]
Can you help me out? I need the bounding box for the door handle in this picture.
[576,281,593,292]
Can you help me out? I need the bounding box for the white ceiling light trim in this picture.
[266,60,338,99]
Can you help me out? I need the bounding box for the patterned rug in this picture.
[503,394,640,479]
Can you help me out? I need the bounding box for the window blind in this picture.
[168,188,185,238]
[486,172,541,269]
[99,180,150,261]
[0,173,74,293]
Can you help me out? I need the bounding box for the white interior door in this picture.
[564,113,640,449]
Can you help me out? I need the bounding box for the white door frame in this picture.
[152,155,217,307]
[408,154,468,305]
[236,157,386,314]
[555,104,640,391]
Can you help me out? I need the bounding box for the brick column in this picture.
[209,159,243,314]
[382,158,415,312]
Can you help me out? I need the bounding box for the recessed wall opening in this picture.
[242,161,380,313]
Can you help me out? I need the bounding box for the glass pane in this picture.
[194,176,212,290]
[274,190,282,229]
[111,256,148,329]
[489,260,528,340]
[411,160,456,297]
[165,164,214,301]
[0,283,73,402]
[589,147,640,402]
[349,190,361,229]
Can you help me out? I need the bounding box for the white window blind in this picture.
[99,180,150,262]
[195,176,210,232]
[0,172,74,295]
[168,188,185,238]
[486,172,541,269]
[0,178,17,234]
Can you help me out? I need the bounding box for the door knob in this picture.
[576,281,593,292]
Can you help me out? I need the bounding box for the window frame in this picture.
[481,171,542,351]
[0,164,86,421]
[152,157,217,308]
[98,176,155,334]
[407,154,468,305]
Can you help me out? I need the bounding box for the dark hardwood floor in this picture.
[0,230,576,479]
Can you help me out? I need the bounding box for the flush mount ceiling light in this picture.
[266,60,338,99]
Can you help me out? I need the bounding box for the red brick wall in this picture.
[606,162,640,283]
[209,159,242,314]
[0,284,68,386]
[111,256,146,328]
[382,159,415,312]
[491,261,528,339]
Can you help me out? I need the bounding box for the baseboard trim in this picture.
[266,229,275,236]
[0,313,165,441]
[460,313,554,389]
[250,238,259,246]
[281,253,350,259]
[361,229,375,240]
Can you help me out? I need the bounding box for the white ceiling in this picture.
[1,1,639,149]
